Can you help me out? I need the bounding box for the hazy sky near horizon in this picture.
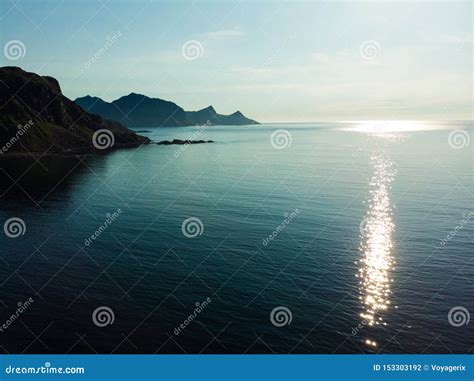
[1,0,472,122]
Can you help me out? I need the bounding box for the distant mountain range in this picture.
[74,94,259,127]
[74,94,189,127]
[0,67,148,155]
[0,66,258,157]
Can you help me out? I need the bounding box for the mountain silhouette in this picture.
[185,106,258,125]
[75,95,259,127]
[0,67,148,155]
[75,93,190,127]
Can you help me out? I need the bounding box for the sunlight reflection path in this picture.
[357,153,396,348]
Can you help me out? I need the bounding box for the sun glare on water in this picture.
[357,153,397,349]
[345,120,437,135]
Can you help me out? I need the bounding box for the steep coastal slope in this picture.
[0,67,148,155]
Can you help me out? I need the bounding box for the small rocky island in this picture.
[156,139,214,145]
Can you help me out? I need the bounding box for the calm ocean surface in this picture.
[0,121,472,354]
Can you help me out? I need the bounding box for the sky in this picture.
[0,0,472,122]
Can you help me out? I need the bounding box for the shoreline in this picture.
[0,138,217,159]
[0,142,150,159]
